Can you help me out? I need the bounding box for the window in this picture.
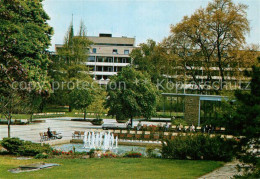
[107,57,113,63]
[93,48,96,53]
[112,49,118,54]
[88,56,95,62]
[124,50,129,55]
[122,58,126,63]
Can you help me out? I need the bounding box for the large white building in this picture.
[86,33,135,84]
[55,33,135,85]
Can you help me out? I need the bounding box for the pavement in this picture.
[0,117,167,143]
[198,160,243,179]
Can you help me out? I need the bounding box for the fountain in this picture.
[83,131,118,150]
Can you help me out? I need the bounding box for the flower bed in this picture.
[124,151,142,158]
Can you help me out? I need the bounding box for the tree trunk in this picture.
[69,105,72,112]
[8,117,11,138]
[84,109,86,120]
[29,112,33,123]
[131,117,133,128]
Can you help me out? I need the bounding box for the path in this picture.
[198,160,242,179]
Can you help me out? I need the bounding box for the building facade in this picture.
[86,33,135,84]
[55,33,135,85]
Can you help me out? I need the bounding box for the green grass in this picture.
[0,156,223,179]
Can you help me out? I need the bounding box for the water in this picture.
[54,144,160,156]
[83,131,118,150]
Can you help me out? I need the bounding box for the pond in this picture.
[53,144,161,157]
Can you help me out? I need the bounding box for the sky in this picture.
[43,0,260,51]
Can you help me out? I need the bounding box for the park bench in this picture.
[144,131,150,139]
[39,132,48,142]
[153,133,160,140]
[135,131,142,140]
[72,131,81,139]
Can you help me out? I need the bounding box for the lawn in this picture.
[0,156,223,179]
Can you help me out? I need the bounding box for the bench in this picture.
[72,131,81,139]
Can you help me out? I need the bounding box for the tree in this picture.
[219,57,260,177]
[163,0,257,93]
[50,21,92,111]
[87,87,107,120]
[130,39,174,88]
[106,66,158,126]
[69,81,94,120]
[0,0,53,137]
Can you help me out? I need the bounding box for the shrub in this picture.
[162,134,237,162]
[146,147,159,158]
[1,138,23,154]
[35,153,49,159]
[1,138,52,156]
[91,119,104,125]
[124,151,142,158]
[17,141,52,156]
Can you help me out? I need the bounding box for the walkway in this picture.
[198,160,242,179]
[0,117,165,143]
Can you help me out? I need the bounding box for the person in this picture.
[164,122,169,131]
[137,121,142,130]
[190,124,195,132]
[127,120,132,129]
[177,123,183,132]
[208,125,212,134]
[205,125,209,133]
[47,127,62,139]
[47,127,53,138]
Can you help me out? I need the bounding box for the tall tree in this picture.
[222,58,260,177]
[106,67,158,126]
[51,21,92,111]
[130,39,173,87]
[163,0,257,93]
[0,0,53,137]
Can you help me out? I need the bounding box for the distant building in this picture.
[55,33,136,85]
[87,33,135,84]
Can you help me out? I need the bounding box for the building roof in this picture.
[87,36,135,46]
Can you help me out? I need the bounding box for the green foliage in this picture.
[163,0,253,92]
[130,39,170,85]
[18,141,52,156]
[69,80,94,120]
[0,0,53,137]
[106,66,158,122]
[222,58,260,176]
[49,21,93,109]
[1,137,23,154]
[91,118,104,125]
[87,87,107,119]
[35,153,49,159]
[162,134,237,161]
[146,147,158,158]
[1,138,52,156]
[171,118,188,126]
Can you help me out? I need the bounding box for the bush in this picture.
[162,134,237,162]
[1,138,52,156]
[91,119,104,125]
[18,141,52,156]
[1,138,23,154]
[35,153,49,159]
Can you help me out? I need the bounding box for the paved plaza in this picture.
[0,118,162,143]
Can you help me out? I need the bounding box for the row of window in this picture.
[92,48,129,55]
[88,56,130,63]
